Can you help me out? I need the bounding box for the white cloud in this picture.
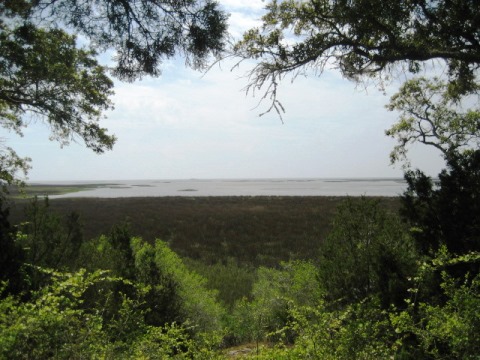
[227,11,263,38]
[220,0,266,38]
[220,0,266,12]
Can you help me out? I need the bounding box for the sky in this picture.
[6,0,446,182]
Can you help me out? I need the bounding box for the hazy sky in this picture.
[8,0,446,181]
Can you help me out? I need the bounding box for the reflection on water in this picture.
[45,178,407,198]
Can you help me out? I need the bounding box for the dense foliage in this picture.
[1,208,225,358]
[2,188,479,358]
[318,197,417,309]
[0,198,24,295]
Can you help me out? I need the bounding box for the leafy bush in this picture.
[78,232,224,337]
[241,298,398,360]
[318,197,418,308]
[0,197,25,296]
[251,250,480,360]
[184,257,256,309]
[227,260,322,345]
[138,238,225,333]
[391,249,480,359]
[131,323,223,360]
[0,269,110,359]
[0,266,225,359]
[17,197,83,271]
[402,151,480,279]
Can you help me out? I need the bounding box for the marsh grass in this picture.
[10,196,400,267]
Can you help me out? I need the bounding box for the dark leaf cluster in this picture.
[403,150,480,258]
[0,23,116,153]
[27,0,229,80]
[235,0,480,110]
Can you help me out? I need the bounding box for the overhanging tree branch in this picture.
[234,0,480,114]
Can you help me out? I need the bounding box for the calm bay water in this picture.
[45,178,407,198]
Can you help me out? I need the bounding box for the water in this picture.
[45,178,407,198]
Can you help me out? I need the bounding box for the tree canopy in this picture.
[234,0,480,114]
[386,77,480,166]
[0,0,228,185]
[24,0,228,81]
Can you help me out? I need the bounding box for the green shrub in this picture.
[136,238,225,333]
[0,266,226,359]
[227,260,322,345]
[391,249,480,359]
[184,257,256,309]
[0,269,110,359]
[318,197,418,309]
[241,299,397,360]
[16,197,83,272]
[131,323,224,359]
[78,231,225,337]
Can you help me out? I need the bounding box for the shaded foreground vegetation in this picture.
[2,163,480,359]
